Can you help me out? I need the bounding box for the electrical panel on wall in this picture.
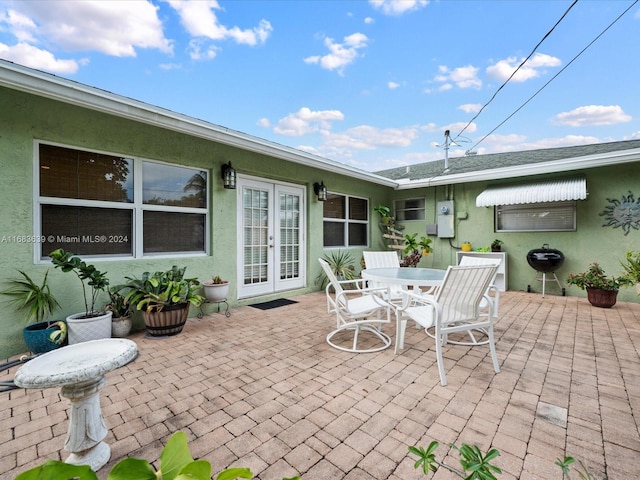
[437,200,455,238]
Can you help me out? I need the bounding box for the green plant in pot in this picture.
[49,249,112,344]
[620,250,640,295]
[566,262,632,308]
[105,287,133,338]
[315,250,358,290]
[400,233,433,267]
[491,239,503,252]
[0,270,67,353]
[123,266,204,337]
[202,274,230,303]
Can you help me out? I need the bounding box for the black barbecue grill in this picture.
[526,244,566,297]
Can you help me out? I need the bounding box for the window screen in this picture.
[496,202,576,232]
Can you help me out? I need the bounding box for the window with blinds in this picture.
[36,142,208,259]
[322,193,368,247]
[496,201,576,232]
[394,198,426,221]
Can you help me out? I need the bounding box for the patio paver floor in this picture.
[2,291,640,479]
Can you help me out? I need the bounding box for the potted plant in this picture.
[49,248,112,344]
[0,270,67,353]
[202,275,230,303]
[620,250,640,295]
[374,204,394,226]
[566,262,632,308]
[315,250,358,290]
[123,266,204,337]
[400,233,433,267]
[105,287,132,338]
[491,239,503,252]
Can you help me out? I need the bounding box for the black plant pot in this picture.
[23,321,64,354]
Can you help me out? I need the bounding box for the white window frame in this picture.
[495,201,576,232]
[34,140,209,263]
[322,193,369,248]
[394,197,426,221]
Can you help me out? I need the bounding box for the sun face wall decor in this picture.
[599,191,640,236]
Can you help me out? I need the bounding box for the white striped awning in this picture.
[476,177,587,207]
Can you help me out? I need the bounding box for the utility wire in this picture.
[464,0,638,153]
[453,0,579,141]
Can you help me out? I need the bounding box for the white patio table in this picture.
[361,267,446,293]
[15,338,138,471]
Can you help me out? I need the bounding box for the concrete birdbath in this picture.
[14,338,138,471]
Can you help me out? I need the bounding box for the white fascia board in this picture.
[396,148,640,189]
[0,61,397,187]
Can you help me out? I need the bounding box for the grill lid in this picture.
[527,243,565,272]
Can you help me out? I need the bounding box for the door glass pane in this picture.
[279,192,301,280]
[243,187,269,285]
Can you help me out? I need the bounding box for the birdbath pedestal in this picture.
[15,338,138,471]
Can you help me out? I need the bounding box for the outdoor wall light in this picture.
[313,181,328,202]
[221,161,236,189]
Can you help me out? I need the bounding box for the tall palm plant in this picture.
[315,250,358,290]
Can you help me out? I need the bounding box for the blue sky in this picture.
[1,0,638,172]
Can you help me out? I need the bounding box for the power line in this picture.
[464,0,639,153]
[452,0,579,142]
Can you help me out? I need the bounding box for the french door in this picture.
[236,177,306,298]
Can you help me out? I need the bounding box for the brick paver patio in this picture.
[2,291,640,479]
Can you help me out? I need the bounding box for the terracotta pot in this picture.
[586,287,618,308]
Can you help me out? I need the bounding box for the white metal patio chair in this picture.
[319,258,393,353]
[458,255,501,319]
[362,251,405,304]
[395,264,500,386]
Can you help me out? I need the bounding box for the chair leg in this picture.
[488,326,500,373]
[435,333,447,386]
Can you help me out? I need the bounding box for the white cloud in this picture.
[364,16,375,24]
[458,103,482,114]
[187,38,219,60]
[388,81,400,89]
[1,0,173,57]
[368,0,429,16]
[304,33,368,75]
[257,118,271,128]
[480,133,600,153]
[323,125,419,150]
[435,64,481,89]
[486,52,561,82]
[0,42,82,73]
[553,105,632,127]
[167,0,272,46]
[274,107,344,136]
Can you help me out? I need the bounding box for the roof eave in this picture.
[0,60,397,187]
[396,147,640,189]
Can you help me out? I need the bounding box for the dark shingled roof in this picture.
[374,139,640,181]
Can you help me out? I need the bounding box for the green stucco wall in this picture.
[1,85,638,359]
[383,170,640,304]
[0,87,393,358]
